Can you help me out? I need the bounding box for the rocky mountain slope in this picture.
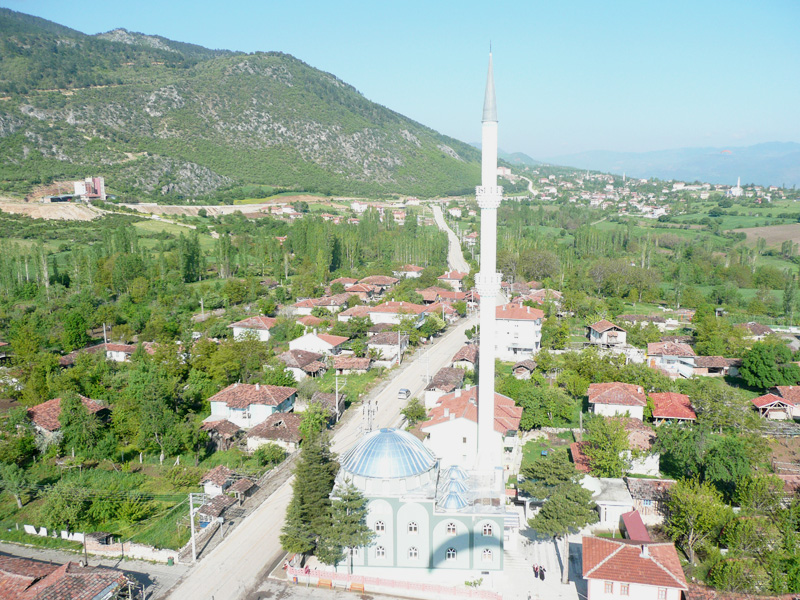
[0,8,480,200]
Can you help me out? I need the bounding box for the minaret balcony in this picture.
[476,186,503,209]
[475,272,502,297]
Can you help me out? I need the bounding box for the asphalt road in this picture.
[164,314,476,600]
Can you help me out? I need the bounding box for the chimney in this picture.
[444,408,450,417]
[449,413,455,421]
[527,306,530,313]
[640,544,649,558]
[466,383,471,391]
[256,383,260,391]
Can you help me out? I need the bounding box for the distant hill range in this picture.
[543,142,800,188]
[0,8,481,200]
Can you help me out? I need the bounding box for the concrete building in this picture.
[206,383,296,429]
[646,341,696,378]
[588,382,647,420]
[289,332,348,355]
[586,320,627,346]
[228,316,277,342]
[495,303,544,360]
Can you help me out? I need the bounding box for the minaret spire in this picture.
[475,51,502,473]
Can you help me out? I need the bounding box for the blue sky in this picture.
[2,0,798,158]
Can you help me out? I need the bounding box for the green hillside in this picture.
[0,8,480,200]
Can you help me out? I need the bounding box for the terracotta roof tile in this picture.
[279,349,324,369]
[367,331,409,346]
[588,319,626,333]
[647,341,696,357]
[247,412,302,443]
[317,333,349,346]
[198,494,236,518]
[513,359,537,371]
[207,383,296,409]
[200,419,242,438]
[775,386,800,404]
[228,478,255,494]
[228,316,277,330]
[420,387,522,434]
[624,477,676,501]
[27,396,107,432]
[296,315,323,327]
[752,393,793,408]
[452,345,479,365]
[200,465,234,487]
[368,301,426,315]
[582,536,687,590]
[358,275,399,286]
[438,270,467,280]
[650,392,697,420]
[425,367,464,393]
[333,356,371,371]
[496,303,544,321]
[588,382,646,407]
[0,556,129,600]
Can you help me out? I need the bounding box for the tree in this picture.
[541,317,570,350]
[0,463,32,508]
[253,443,287,467]
[298,402,329,440]
[280,433,338,555]
[703,436,755,502]
[519,451,580,500]
[739,342,800,390]
[664,478,730,565]
[59,393,102,455]
[653,422,707,479]
[401,398,427,427]
[582,416,630,477]
[61,311,90,352]
[317,481,374,573]
[528,481,597,584]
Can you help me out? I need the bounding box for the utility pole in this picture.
[188,493,203,562]
[335,375,346,422]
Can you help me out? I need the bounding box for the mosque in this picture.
[331,54,518,576]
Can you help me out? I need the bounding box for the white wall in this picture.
[289,334,335,355]
[593,403,644,421]
[495,318,541,361]
[209,397,294,428]
[587,578,682,600]
[423,418,506,470]
[233,327,270,342]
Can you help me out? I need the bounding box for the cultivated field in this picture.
[734,223,800,246]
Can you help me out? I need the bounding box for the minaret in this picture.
[476,53,503,471]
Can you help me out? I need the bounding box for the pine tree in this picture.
[317,481,374,572]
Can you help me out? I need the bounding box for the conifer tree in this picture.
[317,481,374,573]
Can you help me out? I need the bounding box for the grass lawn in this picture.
[520,432,573,472]
[314,367,386,403]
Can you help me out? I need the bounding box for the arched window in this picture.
[408,521,418,534]
[350,547,361,558]
[375,546,385,558]
[482,523,493,537]
[446,547,457,560]
[374,520,385,533]
[408,547,418,559]
[446,522,457,535]
[482,548,493,562]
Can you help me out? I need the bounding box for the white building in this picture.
[495,303,544,360]
[228,316,277,342]
[366,301,427,326]
[646,342,696,379]
[206,383,296,429]
[588,382,646,421]
[289,333,348,356]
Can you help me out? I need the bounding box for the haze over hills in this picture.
[0,8,481,200]
[544,142,800,188]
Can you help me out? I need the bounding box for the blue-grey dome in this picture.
[443,479,468,494]
[439,490,468,510]
[444,465,468,481]
[340,428,436,479]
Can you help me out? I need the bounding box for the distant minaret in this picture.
[476,53,502,471]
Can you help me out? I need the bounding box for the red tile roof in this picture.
[338,305,371,319]
[736,322,774,337]
[228,478,255,494]
[0,556,128,600]
[333,356,371,371]
[296,315,323,327]
[425,367,465,393]
[588,319,626,333]
[200,465,234,487]
[588,382,646,407]
[647,341,696,357]
[513,359,537,372]
[369,301,427,315]
[694,355,733,368]
[200,419,242,438]
[228,315,277,330]
[331,277,358,285]
[621,510,651,542]
[399,264,424,272]
[368,331,410,346]
[359,275,399,286]
[420,387,522,434]
[650,392,697,421]
[247,412,302,443]
[207,383,296,408]
[775,386,800,405]
[496,303,544,321]
[570,441,591,472]
[317,333,349,347]
[438,270,467,280]
[279,349,325,369]
[582,537,687,590]
[751,393,793,409]
[452,345,479,365]
[27,396,107,432]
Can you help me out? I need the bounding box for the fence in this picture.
[286,567,502,600]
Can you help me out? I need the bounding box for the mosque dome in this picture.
[340,428,436,480]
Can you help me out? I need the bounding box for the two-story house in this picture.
[495,303,544,360]
[206,383,297,429]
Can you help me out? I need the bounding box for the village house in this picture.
[296,315,324,331]
[423,367,465,409]
[495,303,544,360]
[200,465,235,497]
[647,341,696,378]
[333,355,371,375]
[649,392,697,425]
[246,412,303,453]
[311,293,353,313]
[512,359,537,380]
[337,304,371,323]
[437,270,468,292]
[581,477,635,529]
[588,382,647,420]
[299,391,347,424]
[451,344,478,370]
[358,275,399,294]
[751,393,796,420]
[344,283,377,302]
[228,316,277,342]
[736,321,775,341]
[289,332,349,355]
[0,555,130,600]
[464,231,479,247]
[58,342,138,367]
[330,276,358,289]
[200,419,242,452]
[27,396,110,442]
[278,349,327,381]
[197,495,237,525]
[693,355,740,377]
[586,320,627,346]
[393,264,424,279]
[425,302,459,325]
[366,331,409,366]
[625,477,676,524]
[420,386,522,471]
[206,383,297,429]
[582,537,688,600]
[366,301,427,326]
[289,298,317,316]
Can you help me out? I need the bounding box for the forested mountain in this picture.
[0,8,481,200]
